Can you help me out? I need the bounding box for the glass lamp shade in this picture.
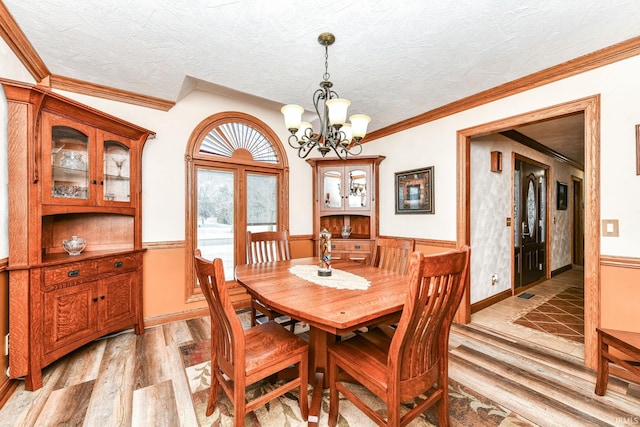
[349,114,371,139]
[281,104,304,131]
[295,121,313,141]
[326,98,350,126]
[340,123,353,146]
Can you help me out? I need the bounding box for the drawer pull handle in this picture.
[92,297,98,302]
[114,261,124,268]
[355,245,361,249]
[68,270,80,277]
[331,244,336,249]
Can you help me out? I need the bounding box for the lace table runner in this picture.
[288,264,371,290]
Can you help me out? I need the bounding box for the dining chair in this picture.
[371,237,416,275]
[327,246,470,427]
[246,230,296,329]
[194,250,309,426]
[367,237,417,330]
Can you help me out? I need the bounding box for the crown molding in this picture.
[49,74,175,111]
[0,1,49,82]
[365,35,640,142]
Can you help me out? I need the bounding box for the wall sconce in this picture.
[491,151,502,172]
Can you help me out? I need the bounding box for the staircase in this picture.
[448,323,640,427]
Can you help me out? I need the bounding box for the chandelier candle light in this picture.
[282,32,371,160]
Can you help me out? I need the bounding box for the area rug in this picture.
[179,328,534,426]
[512,286,584,343]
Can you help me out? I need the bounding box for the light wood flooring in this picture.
[472,268,586,359]
[1,298,639,426]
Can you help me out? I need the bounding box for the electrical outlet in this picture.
[491,274,498,286]
[4,334,8,357]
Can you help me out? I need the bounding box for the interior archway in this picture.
[456,95,600,369]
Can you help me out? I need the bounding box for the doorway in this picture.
[456,96,600,369]
[514,158,548,288]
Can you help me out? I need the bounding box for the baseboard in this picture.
[551,264,573,277]
[144,307,209,328]
[0,377,18,409]
[471,289,512,314]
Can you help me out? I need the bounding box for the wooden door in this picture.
[98,274,136,330]
[572,177,584,266]
[43,283,97,357]
[514,158,548,288]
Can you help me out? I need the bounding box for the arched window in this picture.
[185,112,289,301]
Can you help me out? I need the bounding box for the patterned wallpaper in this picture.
[470,134,583,304]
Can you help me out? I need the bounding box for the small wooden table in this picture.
[235,257,408,425]
[595,327,640,395]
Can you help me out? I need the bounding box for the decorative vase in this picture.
[318,228,332,276]
[62,235,86,256]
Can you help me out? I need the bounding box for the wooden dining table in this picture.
[235,256,409,425]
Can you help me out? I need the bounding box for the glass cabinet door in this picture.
[103,141,131,203]
[347,168,368,208]
[321,168,343,211]
[50,124,90,202]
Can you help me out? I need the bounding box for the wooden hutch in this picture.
[2,79,154,390]
[307,155,385,263]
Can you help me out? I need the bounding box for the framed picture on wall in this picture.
[395,166,434,214]
[557,181,568,210]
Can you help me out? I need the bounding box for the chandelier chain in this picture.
[323,45,330,82]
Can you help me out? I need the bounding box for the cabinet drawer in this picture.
[332,240,372,252]
[96,254,138,276]
[43,262,97,289]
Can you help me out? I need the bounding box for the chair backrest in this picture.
[388,246,470,398]
[371,237,416,275]
[246,230,291,264]
[194,249,245,376]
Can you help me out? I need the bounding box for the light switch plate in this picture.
[602,219,619,237]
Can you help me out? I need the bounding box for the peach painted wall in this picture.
[142,247,207,320]
[600,263,640,333]
[0,270,8,382]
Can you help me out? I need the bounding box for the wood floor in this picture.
[1,311,639,426]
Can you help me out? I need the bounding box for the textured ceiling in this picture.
[4,0,640,162]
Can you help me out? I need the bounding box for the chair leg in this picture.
[206,370,219,416]
[250,303,257,326]
[436,399,450,427]
[233,383,246,427]
[328,354,339,427]
[595,336,609,395]
[299,353,309,421]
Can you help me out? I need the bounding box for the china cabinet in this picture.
[307,156,384,263]
[2,79,154,390]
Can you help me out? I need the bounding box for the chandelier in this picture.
[281,32,370,160]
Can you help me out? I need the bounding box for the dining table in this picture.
[235,256,410,425]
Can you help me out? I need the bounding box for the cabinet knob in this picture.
[92,297,98,302]
[114,261,124,268]
[99,180,104,185]
[100,295,105,300]
[67,269,80,277]
[92,180,97,184]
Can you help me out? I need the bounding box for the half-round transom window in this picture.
[199,122,278,164]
